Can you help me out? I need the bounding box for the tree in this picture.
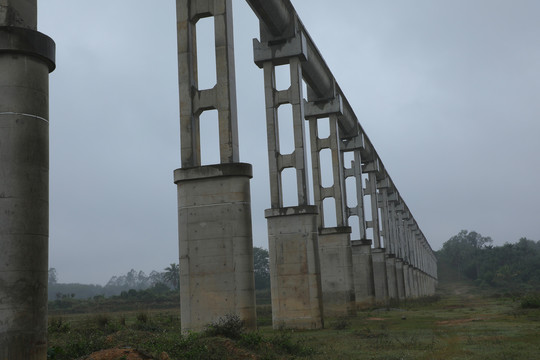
[163,263,180,290]
[253,247,270,290]
[48,268,58,285]
[438,230,492,279]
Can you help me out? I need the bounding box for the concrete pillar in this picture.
[0,1,56,358]
[176,0,240,167]
[402,262,411,298]
[254,26,324,329]
[318,227,355,316]
[385,254,398,301]
[378,185,398,300]
[371,248,388,304]
[174,164,256,332]
[305,101,355,317]
[341,134,376,309]
[395,258,406,300]
[266,207,323,329]
[351,240,375,308]
[175,0,256,332]
[364,169,388,304]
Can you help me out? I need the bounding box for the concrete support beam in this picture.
[255,26,323,329]
[340,134,368,241]
[266,206,323,329]
[305,84,355,317]
[174,164,256,332]
[0,2,56,358]
[259,53,310,208]
[176,0,240,167]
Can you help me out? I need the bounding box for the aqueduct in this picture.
[0,0,437,357]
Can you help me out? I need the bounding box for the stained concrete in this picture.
[174,163,256,332]
[395,259,406,300]
[318,227,355,317]
[371,248,389,304]
[266,206,323,330]
[0,3,55,358]
[351,239,375,308]
[385,254,398,300]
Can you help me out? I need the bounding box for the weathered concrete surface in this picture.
[395,259,406,300]
[385,254,398,300]
[0,0,37,29]
[371,248,388,304]
[318,227,355,317]
[174,163,256,332]
[351,239,375,308]
[266,206,323,330]
[176,0,240,167]
[0,3,55,358]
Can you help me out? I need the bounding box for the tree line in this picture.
[48,247,271,300]
[437,230,540,291]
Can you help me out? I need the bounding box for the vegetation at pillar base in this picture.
[46,284,540,359]
[436,230,540,291]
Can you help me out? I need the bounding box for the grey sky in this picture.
[38,0,540,285]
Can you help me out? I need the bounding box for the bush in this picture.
[94,314,112,329]
[205,314,245,339]
[270,331,316,356]
[48,316,70,333]
[520,293,540,309]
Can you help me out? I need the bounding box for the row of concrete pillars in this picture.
[174,0,437,333]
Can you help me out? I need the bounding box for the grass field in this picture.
[47,282,540,359]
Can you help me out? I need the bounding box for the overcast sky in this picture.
[38,0,540,285]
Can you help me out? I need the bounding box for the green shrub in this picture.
[94,313,112,329]
[331,317,351,330]
[520,293,540,309]
[205,314,245,339]
[136,311,149,324]
[239,331,264,348]
[48,316,70,333]
[270,331,316,356]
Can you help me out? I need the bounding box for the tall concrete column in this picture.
[254,28,323,329]
[0,1,56,358]
[305,100,355,317]
[393,204,406,300]
[377,183,398,300]
[175,0,255,332]
[364,166,388,304]
[341,134,375,308]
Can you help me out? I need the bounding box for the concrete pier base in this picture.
[402,263,411,298]
[372,248,389,304]
[385,255,398,301]
[351,240,375,308]
[395,259,406,300]
[174,163,256,332]
[410,267,419,298]
[318,227,356,317]
[266,206,323,330]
